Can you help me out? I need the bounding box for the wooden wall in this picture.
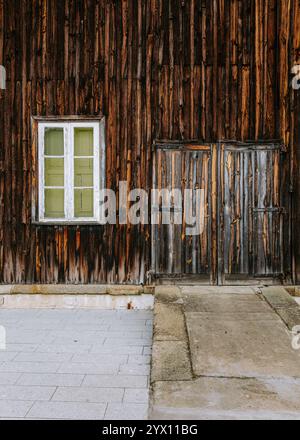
[0,0,299,284]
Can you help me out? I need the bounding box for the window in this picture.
[37,120,105,223]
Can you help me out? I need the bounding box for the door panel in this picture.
[152,143,290,284]
[219,144,290,283]
[152,145,216,283]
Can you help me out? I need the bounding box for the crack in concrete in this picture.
[179,286,196,380]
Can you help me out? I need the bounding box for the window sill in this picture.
[32,220,104,226]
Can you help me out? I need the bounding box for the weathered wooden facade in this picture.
[0,0,299,285]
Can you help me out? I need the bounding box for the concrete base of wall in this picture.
[0,293,154,310]
[0,284,154,296]
[0,285,154,310]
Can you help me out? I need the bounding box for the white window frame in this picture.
[38,120,104,224]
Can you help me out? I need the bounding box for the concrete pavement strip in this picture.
[150,286,300,420]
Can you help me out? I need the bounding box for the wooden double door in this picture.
[152,142,291,285]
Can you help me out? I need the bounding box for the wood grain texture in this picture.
[0,0,298,284]
[153,144,214,282]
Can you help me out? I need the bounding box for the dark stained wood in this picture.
[153,144,215,283]
[154,142,291,284]
[0,0,298,284]
[292,0,300,283]
[219,143,290,283]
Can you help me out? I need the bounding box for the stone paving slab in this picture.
[27,401,107,420]
[17,373,85,387]
[124,388,149,403]
[36,343,92,354]
[82,374,148,388]
[104,403,148,420]
[52,387,124,403]
[0,400,33,418]
[0,372,21,385]
[0,385,55,401]
[15,352,73,363]
[90,345,143,355]
[5,344,38,353]
[0,309,153,420]
[0,361,61,374]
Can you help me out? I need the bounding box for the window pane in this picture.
[74,158,93,187]
[45,128,64,156]
[45,158,64,187]
[74,128,93,156]
[45,189,65,218]
[74,189,94,218]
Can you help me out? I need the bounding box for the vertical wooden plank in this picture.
[278,0,291,147]
[255,0,263,140]
[293,0,300,281]
[211,143,218,284]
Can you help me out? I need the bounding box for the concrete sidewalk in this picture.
[150,286,300,420]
